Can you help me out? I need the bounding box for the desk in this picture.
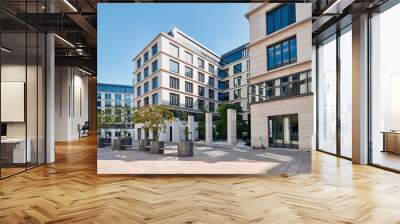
[382,132,400,154]
[1,138,31,164]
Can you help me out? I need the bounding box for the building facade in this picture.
[132,28,250,142]
[247,3,313,150]
[97,83,135,138]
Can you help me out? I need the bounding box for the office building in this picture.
[133,28,250,141]
[97,83,135,138]
[247,3,313,150]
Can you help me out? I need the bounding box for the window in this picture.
[209,89,215,99]
[170,93,180,106]
[185,51,193,64]
[144,66,149,77]
[136,58,141,68]
[234,76,241,87]
[198,86,205,97]
[144,51,149,63]
[137,86,142,96]
[209,102,215,112]
[105,93,111,100]
[246,60,250,71]
[152,60,158,73]
[268,114,298,149]
[198,99,205,110]
[248,70,311,104]
[208,63,215,74]
[169,59,179,73]
[267,36,297,70]
[144,82,149,93]
[218,68,229,78]
[152,93,158,105]
[185,96,193,108]
[137,72,142,83]
[208,77,214,87]
[185,66,193,78]
[152,76,158,89]
[97,93,101,99]
[170,43,179,58]
[266,4,296,35]
[218,80,229,90]
[218,92,229,101]
[105,101,111,107]
[185,81,193,93]
[197,58,204,69]
[115,94,121,101]
[97,101,101,107]
[233,63,242,74]
[220,47,247,66]
[124,101,130,107]
[144,97,149,106]
[124,95,130,101]
[169,76,180,89]
[198,72,205,82]
[152,43,158,56]
[234,89,241,99]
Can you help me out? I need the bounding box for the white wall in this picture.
[55,67,89,141]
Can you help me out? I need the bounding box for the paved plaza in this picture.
[98,142,311,175]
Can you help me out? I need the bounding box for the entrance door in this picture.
[268,114,299,149]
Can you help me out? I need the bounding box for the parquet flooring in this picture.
[1,135,400,223]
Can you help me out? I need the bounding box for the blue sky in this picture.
[98,3,249,85]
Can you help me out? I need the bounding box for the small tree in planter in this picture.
[133,106,153,151]
[148,105,174,154]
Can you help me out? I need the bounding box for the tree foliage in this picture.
[215,103,249,140]
[133,105,174,141]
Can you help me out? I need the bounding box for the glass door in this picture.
[268,114,299,149]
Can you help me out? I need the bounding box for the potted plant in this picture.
[148,105,174,154]
[133,106,153,151]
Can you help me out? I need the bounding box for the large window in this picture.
[137,72,142,83]
[266,4,296,35]
[170,43,179,58]
[317,35,337,154]
[144,66,149,78]
[185,96,193,108]
[234,89,241,99]
[170,93,180,106]
[198,99,205,110]
[185,51,193,64]
[233,63,242,74]
[208,77,214,87]
[198,86,205,97]
[152,76,158,89]
[208,64,215,74]
[185,81,193,93]
[152,93,158,105]
[249,71,311,103]
[185,66,193,78]
[209,89,215,99]
[267,36,297,70]
[198,72,205,83]
[151,60,158,73]
[169,59,179,73]
[269,114,299,149]
[198,58,205,69]
[144,51,149,63]
[151,43,158,56]
[370,5,400,171]
[144,82,149,93]
[169,76,180,90]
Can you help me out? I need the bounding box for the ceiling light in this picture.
[54,34,75,48]
[1,47,11,53]
[63,0,78,12]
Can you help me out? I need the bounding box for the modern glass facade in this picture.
[266,4,296,35]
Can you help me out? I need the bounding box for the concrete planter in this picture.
[112,138,122,150]
[150,141,164,154]
[178,141,193,157]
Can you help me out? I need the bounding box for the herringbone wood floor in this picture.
[1,136,400,224]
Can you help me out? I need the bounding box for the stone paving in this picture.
[97,141,311,175]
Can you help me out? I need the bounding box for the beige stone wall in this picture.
[250,95,314,150]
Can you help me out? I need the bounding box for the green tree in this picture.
[215,103,249,140]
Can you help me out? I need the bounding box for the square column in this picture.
[187,115,194,141]
[227,109,237,145]
[205,113,213,144]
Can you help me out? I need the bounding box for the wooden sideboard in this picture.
[382,131,400,154]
